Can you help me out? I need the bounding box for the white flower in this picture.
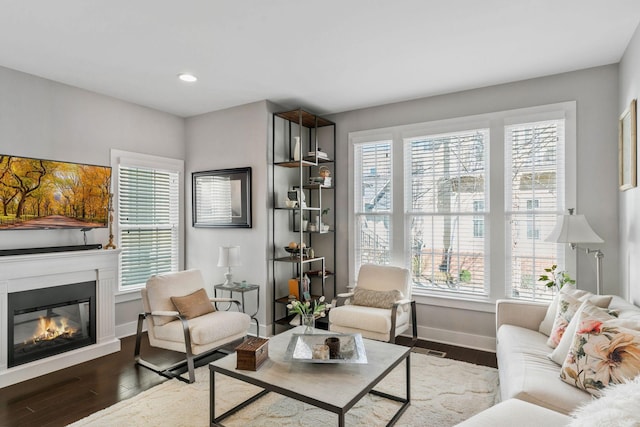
[320,312,326,317]
[291,300,299,307]
[286,304,293,309]
[319,296,325,303]
[305,301,311,308]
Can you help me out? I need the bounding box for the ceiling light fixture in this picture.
[177,73,197,83]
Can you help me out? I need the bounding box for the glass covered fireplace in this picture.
[8,281,97,368]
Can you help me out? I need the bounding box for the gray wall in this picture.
[328,65,620,349]
[619,24,640,305]
[0,66,185,336]
[185,100,275,336]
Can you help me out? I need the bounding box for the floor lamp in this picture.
[545,208,604,294]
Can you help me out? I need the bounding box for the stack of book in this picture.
[307,150,328,159]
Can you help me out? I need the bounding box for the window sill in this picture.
[413,291,496,313]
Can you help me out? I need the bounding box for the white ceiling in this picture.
[1,1,640,118]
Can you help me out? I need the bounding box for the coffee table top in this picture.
[210,327,410,411]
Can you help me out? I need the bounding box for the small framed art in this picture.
[192,167,252,228]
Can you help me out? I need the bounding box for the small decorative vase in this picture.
[293,136,301,161]
[301,313,315,334]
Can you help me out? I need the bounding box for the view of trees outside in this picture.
[0,155,111,229]
[355,119,564,301]
[407,129,488,295]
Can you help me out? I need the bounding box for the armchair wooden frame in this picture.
[134,297,243,384]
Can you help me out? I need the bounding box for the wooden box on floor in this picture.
[235,337,269,370]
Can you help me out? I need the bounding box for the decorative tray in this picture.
[283,333,367,364]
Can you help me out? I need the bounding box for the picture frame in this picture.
[192,167,252,228]
[619,99,637,191]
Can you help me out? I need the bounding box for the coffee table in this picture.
[209,327,411,426]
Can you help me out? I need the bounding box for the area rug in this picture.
[69,353,499,426]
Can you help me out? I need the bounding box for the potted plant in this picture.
[321,208,330,232]
[538,264,575,290]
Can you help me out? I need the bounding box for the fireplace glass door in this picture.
[8,281,97,368]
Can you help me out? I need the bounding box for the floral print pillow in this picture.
[546,292,613,349]
[560,309,640,396]
[547,293,583,348]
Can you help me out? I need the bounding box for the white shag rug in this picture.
[69,352,499,427]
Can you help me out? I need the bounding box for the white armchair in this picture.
[329,264,417,344]
[134,269,250,383]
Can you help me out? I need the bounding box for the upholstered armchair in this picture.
[329,264,417,344]
[134,269,250,383]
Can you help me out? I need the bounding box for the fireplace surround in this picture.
[0,249,120,387]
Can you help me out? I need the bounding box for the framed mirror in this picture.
[192,167,252,228]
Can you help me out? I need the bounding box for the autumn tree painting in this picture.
[0,155,111,229]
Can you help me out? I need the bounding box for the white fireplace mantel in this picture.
[0,249,121,388]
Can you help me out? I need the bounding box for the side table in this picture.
[214,283,260,336]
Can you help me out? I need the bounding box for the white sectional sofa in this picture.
[459,294,640,426]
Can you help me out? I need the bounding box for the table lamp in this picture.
[545,208,604,294]
[217,246,241,286]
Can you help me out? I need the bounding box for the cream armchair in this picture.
[329,264,417,344]
[134,269,250,383]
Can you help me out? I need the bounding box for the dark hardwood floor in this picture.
[0,334,496,427]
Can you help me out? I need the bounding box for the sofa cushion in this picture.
[170,288,215,319]
[457,398,571,427]
[497,324,591,414]
[560,307,640,396]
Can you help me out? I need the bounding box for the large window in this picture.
[349,103,575,304]
[353,141,392,268]
[505,120,566,301]
[406,129,489,296]
[111,150,183,291]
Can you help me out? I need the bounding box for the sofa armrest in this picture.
[496,299,548,332]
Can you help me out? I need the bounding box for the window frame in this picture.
[110,149,184,295]
[348,102,576,312]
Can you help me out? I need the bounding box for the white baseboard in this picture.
[116,320,141,339]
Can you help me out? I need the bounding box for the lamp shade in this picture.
[545,211,603,244]
[217,246,241,267]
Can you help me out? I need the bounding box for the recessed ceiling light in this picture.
[178,73,197,83]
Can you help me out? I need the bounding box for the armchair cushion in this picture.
[330,304,410,335]
[153,311,250,348]
[352,287,403,309]
[146,269,208,326]
[170,288,215,319]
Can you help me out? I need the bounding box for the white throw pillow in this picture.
[546,292,612,348]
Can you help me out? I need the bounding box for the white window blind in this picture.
[118,165,179,288]
[353,141,392,274]
[194,175,233,223]
[406,129,489,295]
[505,119,565,301]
